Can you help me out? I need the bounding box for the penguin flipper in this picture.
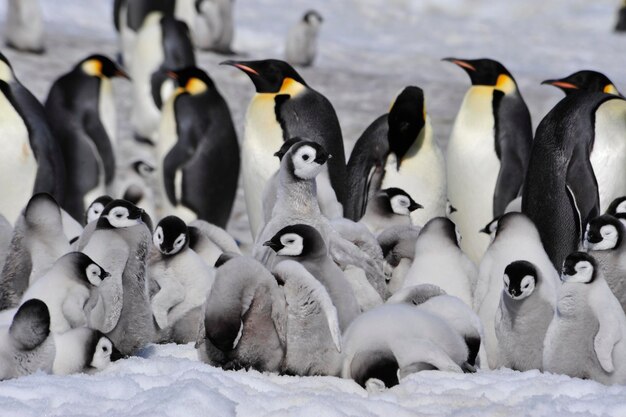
[163,140,196,205]
[84,111,116,184]
[565,155,600,238]
[593,304,623,373]
[493,145,525,217]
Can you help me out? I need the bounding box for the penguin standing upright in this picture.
[346,86,445,225]
[5,0,44,54]
[222,59,347,237]
[616,0,626,32]
[156,66,239,227]
[444,58,532,263]
[285,10,323,67]
[542,71,626,212]
[523,92,623,269]
[0,53,65,223]
[45,55,129,222]
[194,0,236,53]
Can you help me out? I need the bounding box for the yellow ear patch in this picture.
[82,59,103,77]
[186,78,207,95]
[279,77,306,96]
[604,84,619,95]
[495,74,516,94]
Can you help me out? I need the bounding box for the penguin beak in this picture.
[166,71,178,80]
[586,230,602,244]
[541,79,578,90]
[115,69,130,80]
[110,345,124,362]
[408,201,423,212]
[221,60,260,76]
[479,224,491,234]
[314,151,331,164]
[263,240,283,252]
[442,58,476,71]
[102,271,111,279]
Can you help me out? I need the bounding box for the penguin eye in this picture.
[102,346,108,352]
[302,154,310,161]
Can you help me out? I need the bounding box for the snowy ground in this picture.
[1,0,626,415]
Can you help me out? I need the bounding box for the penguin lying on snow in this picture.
[285,10,323,68]
[53,327,121,375]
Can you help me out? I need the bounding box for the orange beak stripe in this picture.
[452,60,476,71]
[550,81,578,89]
[234,64,259,76]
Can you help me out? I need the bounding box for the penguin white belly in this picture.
[52,330,89,375]
[447,87,500,263]
[119,3,136,71]
[6,0,44,52]
[242,94,283,238]
[82,135,107,212]
[99,79,117,149]
[591,100,626,212]
[0,92,37,224]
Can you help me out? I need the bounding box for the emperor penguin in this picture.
[0,299,55,380]
[130,12,195,143]
[0,215,13,274]
[52,328,121,375]
[444,58,533,263]
[584,214,626,313]
[522,92,623,269]
[19,252,111,333]
[79,200,155,356]
[346,86,445,225]
[543,252,626,385]
[341,303,470,389]
[202,256,285,372]
[285,10,323,67]
[222,59,348,236]
[149,216,214,343]
[0,53,65,223]
[86,196,114,225]
[401,217,477,307]
[542,71,626,213]
[359,188,422,236]
[264,224,360,329]
[5,0,44,54]
[156,66,239,227]
[495,260,556,371]
[475,212,559,369]
[194,0,236,53]
[617,0,626,32]
[378,225,421,293]
[0,194,71,309]
[45,55,129,222]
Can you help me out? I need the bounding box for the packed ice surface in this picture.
[1,0,626,415]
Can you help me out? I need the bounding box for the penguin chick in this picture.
[495,260,555,371]
[0,215,13,276]
[20,252,110,333]
[0,193,71,309]
[584,214,626,314]
[377,225,421,294]
[52,328,121,375]
[202,256,286,372]
[149,216,214,343]
[341,303,470,389]
[401,217,477,307]
[86,195,114,225]
[542,70,622,97]
[359,188,422,236]
[388,284,483,369]
[285,10,323,67]
[0,299,55,380]
[264,224,360,330]
[543,252,626,385]
[272,260,342,376]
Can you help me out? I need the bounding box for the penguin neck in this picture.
[391,117,433,170]
[275,169,322,217]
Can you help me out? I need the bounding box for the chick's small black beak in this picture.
[263,240,282,252]
[409,202,423,212]
[586,230,602,244]
[314,151,330,164]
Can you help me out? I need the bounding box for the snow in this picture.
[1,0,626,415]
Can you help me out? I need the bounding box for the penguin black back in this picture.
[160,16,195,71]
[124,0,176,31]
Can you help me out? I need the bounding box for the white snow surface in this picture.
[1,0,626,415]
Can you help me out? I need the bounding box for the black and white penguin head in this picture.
[286,140,330,180]
[303,10,323,26]
[445,201,457,217]
[0,52,15,82]
[542,70,621,96]
[584,215,623,251]
[221,59,307,93]
[9,299,50,351]
[153,216,189,256]
[120,160,155,205]
[561,252,598,284]
[274,137,305,161]
[63,252,110,287]
[503,260,537,300]
[79,54,129,79]
[167,66,214,96]
[388,86,426,165]
[89,333,122,370]
[86,195,114,224]
[443,57,517,93]
[264,224,326,258]
[480,217,500,242]
[97,200,150,230]
[379,188,422,216]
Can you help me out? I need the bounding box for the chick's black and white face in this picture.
[153,226,187,255]
[503,273,536,300]
[292,145,325,179]
[104,206,141,228]
[562,260,594,284]
[276,233,304,256]
[87,203,105,223]
[584,223,619,251]
[90,337,113,370]
[390,195,411,216]
[86,264,106,286]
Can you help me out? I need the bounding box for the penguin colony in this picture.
[1,0,626,394]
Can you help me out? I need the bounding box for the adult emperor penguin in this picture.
[617,0,626,32]
[341,303,471,389]
[401,217,477,307]
[0,194,71,309]
[285,10,323,67]
[52,328,121,375]
[475,212,559,369]
[156,66,239,227]
[584,214,626,313]
[346,86,445,225]
[0,53,65,223]
[79,200,155,356]
[495,260,556,371]
[202,256,285,372]
[149,216,214,343]
[19,252,110,333]
[522,92,623,269]
[264,224,360,330]
[0,299,55,380]
[542,71,626,213]
[5,0,44,54]
[194,0,236,53]
[45,55,129,222]
[359,188,421,235]
[543,252,626,385]
[222,59,347,236]
[444,58,533,263]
